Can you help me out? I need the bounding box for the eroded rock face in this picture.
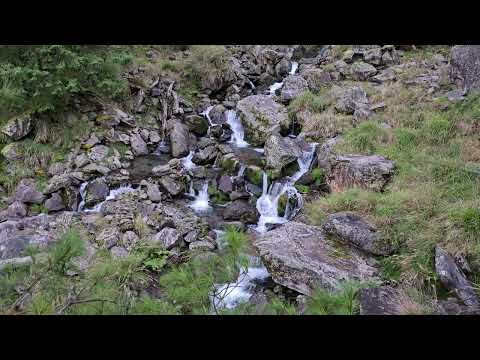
[326,155,395,192]
[130,133,149,156]
[1,113,33,140]
[323,212,393,255]
[253,221,378,295]
[450,45,480,93]
[333,86,369,115]
[301,68,333,92]
[264,134,302,170]
[435,246,480,307]
[236,95,290,146]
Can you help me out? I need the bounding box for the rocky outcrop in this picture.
[333,86,370,115]
[152,227,182,250]
[326,155,395,192]
[450,45,480,93]
[350,61,378,81]
[84,178,109,207]
[1,113,33,140]
[236,95,290,146]
[13,179,44,204]
[323,212,393,255]
[169,120,190,158]
[44,193,66,212]
[264,134,302,170]
[435,246,480,307]
[280,75,308,103]
[301,68,332,92]
[130,133,149,156]
[223,199,259,224]
[253,221,378,295]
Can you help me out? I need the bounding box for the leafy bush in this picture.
[0,45,132,117]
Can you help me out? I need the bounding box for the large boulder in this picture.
[301,68,333,92]
[323,212,393,255]
[253,221,378,295]
[350,61,378,81]
[223,199,259,224]
[184,115,209,136]
[159,176,184,197]
[169,121,190,158]
[236,95,290,146]
[264,134,302,169]
[326,155,395,192]
[435,245,480,307]
[333,86,369,115]
[44,193,65,212]
[84,178,109,207]
[280,75,308,103]
[152,227,182,250]
[1,113,33,140]
[1,143,22,161]
[450,45,480,93]
[14,179,44,204]
[130,133,149,156]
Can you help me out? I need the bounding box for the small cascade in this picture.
[181,151,196,170]
[81,184,135,213]
[269,81,284,96]
[289,61,299,75]
[237,164,246,178]
[77,181,89,211]
[154,139,170,155]
[225,110,249,148]
[255,143,317,233]
[211,255,270,311]
[189,181,211,213]
[201,105,215,126]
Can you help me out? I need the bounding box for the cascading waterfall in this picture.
[255,142,317,233]
[201,105,215,126]
[189,181,211,213]
[211,254,270,311]
[268,61,299,96]
[225,109,249,148]
[78,182,135,213]
[181,151,196,170]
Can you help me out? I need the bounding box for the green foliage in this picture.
[339,121,389,154]
[48,229,85,275]
[289,91,331,115]
[0,45,132,116]
[295,184,310,194]
[186,45,230,87]
[304,281,367,315]
[311,167,325,186]
[420,114,453,146]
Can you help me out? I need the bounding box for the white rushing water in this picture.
[201,105,215,126]
[189,181,211,213]
[211,255,270,311]
[289,61,299,75]
[225,110,249,148]
[255,143,317,233]
[79,183,135,213]
[154,140,170,155]
[181,151,196,170]
[269,81,284,96]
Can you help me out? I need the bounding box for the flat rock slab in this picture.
[253,221,378,296]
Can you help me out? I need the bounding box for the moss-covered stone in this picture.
[245,165,264,186]
[208,185,230,205]
[218,153,239,175]
[282,161,300,178]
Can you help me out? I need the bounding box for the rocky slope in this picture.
[1,45,479,315]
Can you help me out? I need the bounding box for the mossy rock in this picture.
[208,185,230,205]
[267,168,282,181]
[282,161,300,178]
[218,153,239,175]
[295,184,310,194]
[245,165,264,186]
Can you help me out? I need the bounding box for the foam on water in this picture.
[181,151,196,170]
[225,110,249,148]
[201,105,215,126]
[80,183,135,213]
[189,181,211,213]
[290,61,299,75]
[269,81,284,96]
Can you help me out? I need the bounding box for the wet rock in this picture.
[1,113,33,140]
[130,133,149,156]
[280,75,308,103]
[44,193,65,212]
[326,155,395,192]
[209,105,227,124]
[152,227,182,250]
[218,175,233,193]
[253,222,378,295]
[169,121,190,158]
[159,176,184,197]
[192,146,217,165]
[435,245,480,307]
[350,61,378,81]
[323,212,392,255]
[223,199,259,224]
[450,45,480,93]
[14,179,44,204]
[264,134,302,170]
[184,114,209,136]
[333,86,369,115]
[84,178,109,207]
[236,95,290,146]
